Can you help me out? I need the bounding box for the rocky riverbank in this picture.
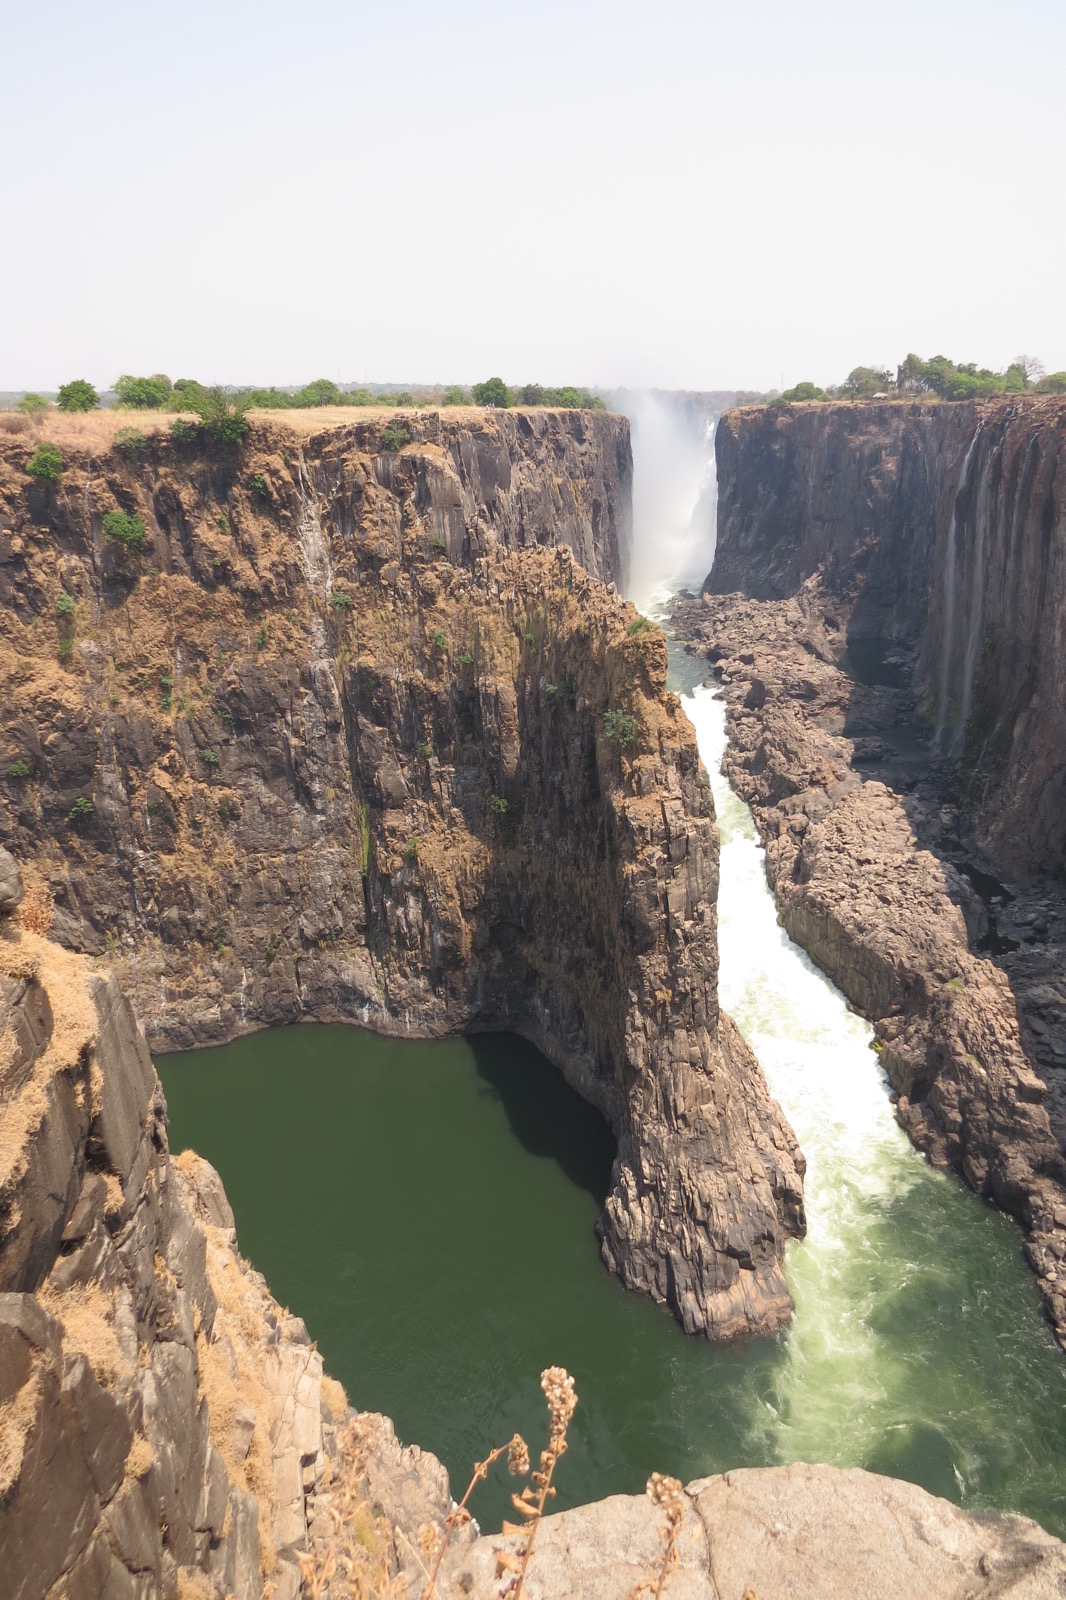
[673,586,1066,1350]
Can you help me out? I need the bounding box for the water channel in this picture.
[159,402,1066,1536]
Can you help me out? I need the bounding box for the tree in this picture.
[114,373,172,409]
[56,379,99,412]
[441,385,469,405]
[1036,372,1066,393]
[781,380,825,402]
[293,378,342,408]
[519,383,544,406]
[841,366,892,397]
[472,377,511,408]
[17,392,49,414]
[1014,354,1045,386]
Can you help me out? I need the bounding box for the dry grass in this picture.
[0,1357,42,1498]
[127,1433,155,1479]
[0,928,97,1197]
[174,1570,216,1600]
[15,870,54,936]
[38,1281,131,1390]
[11,408,176,454]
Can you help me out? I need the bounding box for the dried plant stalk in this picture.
[497,1366,578,1599]
[420,1432,529,1600]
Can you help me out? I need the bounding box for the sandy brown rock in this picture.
[0,919,455,1600]
[443,1463,1066,1600]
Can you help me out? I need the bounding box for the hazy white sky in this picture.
[5,0,1064,393]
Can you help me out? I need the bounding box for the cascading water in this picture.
[623,393,719,612]
[935,426,983,754]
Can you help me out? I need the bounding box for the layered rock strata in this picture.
[0,414,803,1340]
[673,592,1066,1347]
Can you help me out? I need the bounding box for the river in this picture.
[158,400,1066,1536]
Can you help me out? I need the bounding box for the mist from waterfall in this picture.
[623,392,719,614]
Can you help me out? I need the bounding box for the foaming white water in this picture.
[685,685,948,1460]
[626,394,718,614]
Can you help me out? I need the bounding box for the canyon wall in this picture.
[709,396,1066,880]
[0,411,802,1341]
[682,395,1066,1345]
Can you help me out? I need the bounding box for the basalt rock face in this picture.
[709,396,1066,880]
[0,414,802,1341]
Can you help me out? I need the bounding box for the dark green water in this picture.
[158,1016,1066,1537]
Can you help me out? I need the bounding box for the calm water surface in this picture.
[158,663,1066,1537]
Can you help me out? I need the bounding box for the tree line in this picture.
[770,353,1066,407]
[12,374,608,415]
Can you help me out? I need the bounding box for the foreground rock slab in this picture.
[444,1464,1066,1600]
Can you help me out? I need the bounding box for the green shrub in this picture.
[380,423,411,452]
[56,592,77,616]
[17,393,49,415]
[169,417,200,447]
[430,535,448,555]
[103,509,147,552]
[6,758,31,780]
[56,379,99,412]
[247,471,269,500]
[255,624,268,648]
[114,426,148,458]
[68,795,95,825]
[403,836,419,864]
[457,651,474,666]
[201,749,220,767]
[603,708,636,746]
[431,629,448,651]
[26,443,63,479]
[330,592,353,611]
[546,677,577,702]
[627,615,653,636]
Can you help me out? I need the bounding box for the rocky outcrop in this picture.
[0,906,460,1600]
[0,415,803,1341]
[442,1463,1066,1599]
[674,592,1066,1347]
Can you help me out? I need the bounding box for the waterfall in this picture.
[954,447,992,758]
[934,426,982,753]
[624,393,718,613]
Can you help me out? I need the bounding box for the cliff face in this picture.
[0,412,802,1342]
[710,396,1066,880]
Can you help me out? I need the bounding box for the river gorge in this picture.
[2,395,1066,1598]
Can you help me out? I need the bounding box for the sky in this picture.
[4,0,1064,394]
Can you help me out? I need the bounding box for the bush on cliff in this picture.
[25,443,63,479]
[103,510,147,553]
